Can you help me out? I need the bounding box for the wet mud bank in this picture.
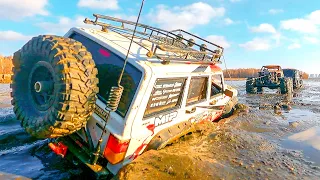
[116,111,320,180]
[116,80,320,180]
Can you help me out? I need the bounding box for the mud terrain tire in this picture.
[246,78,257,94]
[296,79,303,89]
[11,35,99,139]
[280,78,293,95]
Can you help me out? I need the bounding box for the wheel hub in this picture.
[28,61,55,111]
[34,81,54,93]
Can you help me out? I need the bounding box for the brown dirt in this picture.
[115,106,320,180]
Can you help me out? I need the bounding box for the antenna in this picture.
[118,0,145,85]
[106,0,145,112]
[90,0,146,165]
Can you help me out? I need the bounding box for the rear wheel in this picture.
[298,79,303,89]
[246,78,257,94]
[280,78,293,95]
[11,35,99,139]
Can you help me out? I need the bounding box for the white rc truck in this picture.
[11,14,238,178]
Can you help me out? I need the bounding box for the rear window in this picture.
[144,78,186,117]
[187,77,208,105]
[70,33,142,117]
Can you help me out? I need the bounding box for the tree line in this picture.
[223,68,309,79]
[0,55,310,79]
[0,55,13,74]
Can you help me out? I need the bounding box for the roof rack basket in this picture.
[84,14,224,64]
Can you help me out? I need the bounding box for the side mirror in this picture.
[224,89,233,97]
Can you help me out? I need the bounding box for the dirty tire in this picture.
[297,79,303,89]
[257,87,263,94]
[287,78,293,98]
[280,78,293,95]
[246,78,257,94]
[11,35,99,139]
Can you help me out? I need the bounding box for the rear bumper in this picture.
[55,134,110,178]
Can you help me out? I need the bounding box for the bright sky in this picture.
[0,0,320,74]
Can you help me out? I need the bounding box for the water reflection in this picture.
[283,127,320,165]
[288,127,320,151]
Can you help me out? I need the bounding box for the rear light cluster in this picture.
[103,134,129,164]
[49,142,68,158]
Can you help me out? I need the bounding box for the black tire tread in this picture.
[246,78,257,94]
[11,35,99,138]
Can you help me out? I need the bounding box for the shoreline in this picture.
[224,78,246,81]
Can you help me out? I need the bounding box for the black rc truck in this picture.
[246,65,293,95]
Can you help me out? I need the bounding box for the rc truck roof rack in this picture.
[84,14,224,65]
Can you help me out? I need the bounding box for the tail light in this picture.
[49,142,68,158]
[103,134,129,164]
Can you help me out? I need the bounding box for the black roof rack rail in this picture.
[84,14,224,64]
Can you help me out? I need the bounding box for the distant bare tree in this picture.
[224,68,309,79]
[0,55,13,74]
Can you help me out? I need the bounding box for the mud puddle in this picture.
[282,126,320,166]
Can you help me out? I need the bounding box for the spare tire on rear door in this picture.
[11,35,99,139]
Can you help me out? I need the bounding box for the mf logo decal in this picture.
[154,111,178,127]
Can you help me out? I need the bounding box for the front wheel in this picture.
[246,78,257,94]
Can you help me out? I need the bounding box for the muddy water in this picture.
[0,84,85,179]
[1,80,320,179]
